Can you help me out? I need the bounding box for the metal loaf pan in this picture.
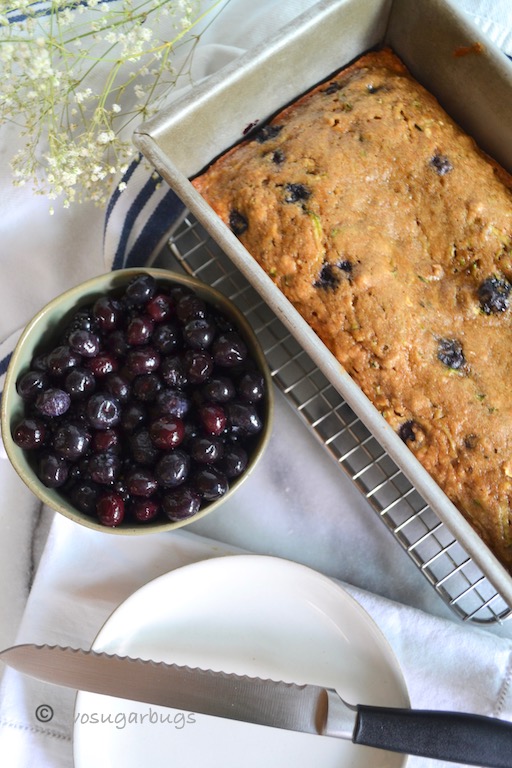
[134,0,512,606]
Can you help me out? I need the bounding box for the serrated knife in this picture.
[1,643,511,767]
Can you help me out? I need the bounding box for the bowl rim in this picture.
[1,267,274,535]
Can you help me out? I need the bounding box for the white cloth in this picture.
[456,0,512,54]
[0,521,512,768]
[2,1,512,766]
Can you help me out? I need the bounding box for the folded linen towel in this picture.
[0,516,511,768]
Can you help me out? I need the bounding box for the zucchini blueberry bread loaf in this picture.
[192,48,512,571]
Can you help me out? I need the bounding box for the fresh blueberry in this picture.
[221,444,248,478]
[65,368,96,399]
[226,401,263,436]
[53,422,91,460]
[125,273,157,306]
[212,332,247,367]
[69,480,100,515]
[189,436,224,465]
[35,388,71,417]
[38,452,69,487]
[120,401,147,433]
[202,376,236,403]
[68,329,101,358]
[161,354,188,387]
[184,349,214,384]
[88,451,122,485]
[192,466,229,501]
[96,491,125,526]
[199,403,227,435]
[155,451,190,487]
[47,345,82,377]
[162,486,201,521]
[129,428,160,466]
[91,428,121,454]
[183,317,216,349]
[93,296,125,332]
[146,293,174,322]
[132,373,162,402]
[16,370,49,401]
[12,418,46,450]
[149,415,185,450]
[176,294,207,323]
[125,467,158,498]
[131,498,160,523]
[86,392,122,429]
[152,322,181,354]
[155,387,190,418]
[238,371,266,403]
[126,315,155,346]
[125,346,161,375]
[85,352,118,378]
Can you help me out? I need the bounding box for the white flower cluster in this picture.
[0,0,225,208]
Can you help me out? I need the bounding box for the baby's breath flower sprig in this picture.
[0,0,227,208]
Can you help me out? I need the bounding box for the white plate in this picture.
[73,555,409,768]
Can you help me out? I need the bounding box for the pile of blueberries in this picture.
[12,273,268,527]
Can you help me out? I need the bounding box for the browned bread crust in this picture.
[193,48,512,572]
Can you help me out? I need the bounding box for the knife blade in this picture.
[1,643,511,768]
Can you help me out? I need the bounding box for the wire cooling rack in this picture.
[156,212,512,625]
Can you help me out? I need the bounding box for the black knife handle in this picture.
[354,705,512,768]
